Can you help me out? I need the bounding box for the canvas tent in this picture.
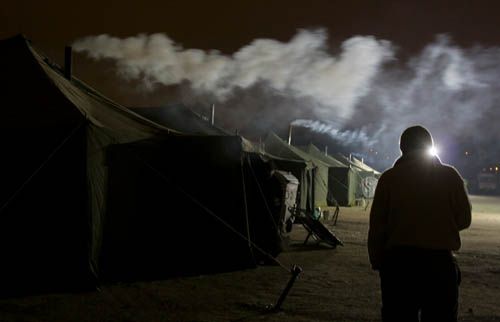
[0,35,288,294]
[128,105,298,263]
[129,105,300,259]
[335,154,380,201]
[263,132,331,210]
[0,35,176,294]
[350,156,381,177]
[102,136,293,280]
[301,144,359,207]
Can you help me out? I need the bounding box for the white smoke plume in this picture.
[74,30,500,171]
[73,30,393,119]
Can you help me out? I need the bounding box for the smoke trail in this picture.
[73,30,393,119]
[292,119,383,146]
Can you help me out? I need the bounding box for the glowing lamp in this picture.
[428,146,438,157]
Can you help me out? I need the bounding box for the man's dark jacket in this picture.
[368,151,472,270]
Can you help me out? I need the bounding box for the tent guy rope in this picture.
[0,119,86,216]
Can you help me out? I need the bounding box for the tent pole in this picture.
[271,265,303,311]
[288,124,293,145]
[64,46,72,80]
[210,104,215,125]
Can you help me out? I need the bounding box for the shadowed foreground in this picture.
[0,195,499,322]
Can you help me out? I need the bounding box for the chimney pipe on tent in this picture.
[210,104,215,126]
[325,146,328,156]
[64,46,73,80]
[288,124,293,145]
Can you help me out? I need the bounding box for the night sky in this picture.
[3,0,500,174]
[4,0,500,101]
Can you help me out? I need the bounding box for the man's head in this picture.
[399,125,434,155]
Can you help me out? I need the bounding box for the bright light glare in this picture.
[428,146,439,156]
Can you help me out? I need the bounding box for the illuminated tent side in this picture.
[335,154,380,201]
[263,132,327,211]
[301,144,358,207]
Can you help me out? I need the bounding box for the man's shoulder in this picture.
[437,162,463,178]
[380,160,463,180]
[380,165,398,178]
[377,168,396,185]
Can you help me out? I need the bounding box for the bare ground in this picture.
[1,195,499,322]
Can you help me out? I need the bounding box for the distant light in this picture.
[428,146,439,157]
[465,151,469,156]
[496,166,499,172]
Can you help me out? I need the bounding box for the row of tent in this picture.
[260,132,380,209]
[0,35,379,296]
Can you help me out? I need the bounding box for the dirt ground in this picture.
[1,195,500,322]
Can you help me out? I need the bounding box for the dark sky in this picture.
[5,0,500,51]
[3,0,500,105]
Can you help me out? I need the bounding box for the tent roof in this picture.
[131,105,229,136]
[335,153,380,175]
[299,144,347,168]
[263,132,329,168]
[2,35,179,142]
[350,156,381,174]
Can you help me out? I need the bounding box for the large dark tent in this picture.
[0,35,289,295]
[127,106,297,267]
[0,35,174,294]
[103,135,298,280]
[129,105,300,266]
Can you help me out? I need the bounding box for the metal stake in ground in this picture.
[272,265,303,312]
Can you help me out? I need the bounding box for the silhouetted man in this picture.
[368,125,471,322]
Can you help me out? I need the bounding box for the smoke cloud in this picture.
[73,30,393,120]
[74,31,500,172]
[351,35,500,169]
